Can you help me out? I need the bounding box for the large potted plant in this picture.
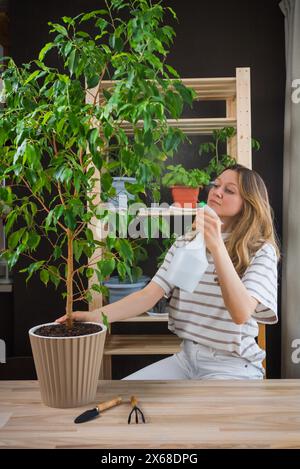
[0,0,194,407]
[162,164,210,207]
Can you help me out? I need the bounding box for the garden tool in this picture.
[74,396,122,424]
[127,396,145,424]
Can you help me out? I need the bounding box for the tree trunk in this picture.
[66,229,73,329]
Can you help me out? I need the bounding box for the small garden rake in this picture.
[127,396,145,424]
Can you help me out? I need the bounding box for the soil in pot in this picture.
[34,322,102,337]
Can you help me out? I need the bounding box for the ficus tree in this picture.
[0,0,195,328]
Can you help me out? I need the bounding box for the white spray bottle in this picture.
[165,203,219,293]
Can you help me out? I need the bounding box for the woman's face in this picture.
[207,169,244,223]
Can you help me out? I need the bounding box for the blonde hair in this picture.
[220,164,280,277]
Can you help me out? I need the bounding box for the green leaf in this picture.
[55,166,73,184]
[24,143,40,169]
[85,291,93,302]
[62,16,74,25]
[49,23,68,37]
[91,284,103,293]
[76,31,90,38]
[86,267,94,278]
[68,49,79,76]
[117,261,127,280]
[80,10,108,23]
[97,258,116,279]
[164,128,183,154]
[6,249,21,270]
[92,153,103,171]
[29,202,37,218]
[89,127,99,146]
[8,227,26,250]
[24,70,41,85]
[27,232,41,250]
[45,210,53,230]
[48,266,60,289]
[116,239,134,263]
[86,74,100,89]
[167,7,177,19]
[165,64,179,78]
[85,228,94,243]
[101,311,110,329]
[53,205,64,225]
[125,182,145,196]
[95,18,108,31]
[159,217,171,237]
[73,240,84,263]
[174,81,194,106]
[0,127,8,146]
[4,211,18,235]
[101,172,112,192]
[40,269,49,286]
[103,123,113,140]
[38,42,55,61]
[252,138,261,151]
[166,90,183,118]
[64,209,77,231]
[131,266,143,282]
[53,246,62,260]
[26,260,45,282]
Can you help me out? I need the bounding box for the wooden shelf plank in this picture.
[138,207,198,216]
[0,284,13,292]
[104,334,181,355]
[118,117,236,135]
[121,313,168,322]
[100,206,198,216]
[87,77,237,104]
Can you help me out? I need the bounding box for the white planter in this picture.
[108,177,137,208]
[104,275,150,303]
[29,322,107,408]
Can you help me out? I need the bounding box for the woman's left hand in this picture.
[194,209,224,254]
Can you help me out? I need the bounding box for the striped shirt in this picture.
[152,232,278,370]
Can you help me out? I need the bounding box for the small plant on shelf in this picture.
[162,164,210,207]
[200,127,261,179]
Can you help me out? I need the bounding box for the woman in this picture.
[56,164,280,380]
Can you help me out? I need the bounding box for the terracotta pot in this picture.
[29,322,106,408]
[171,186,200,208]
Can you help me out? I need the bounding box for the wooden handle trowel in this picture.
[74,397,122,424]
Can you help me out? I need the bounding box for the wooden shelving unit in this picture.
[86,68,252,166]
[87,68,262,379]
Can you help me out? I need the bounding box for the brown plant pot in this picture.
[171,186,200,208]
[29,322,107,408]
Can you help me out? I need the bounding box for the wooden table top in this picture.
[1,379,300,449]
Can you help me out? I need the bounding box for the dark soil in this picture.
[34,322,102,337]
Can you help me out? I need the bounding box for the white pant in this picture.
[123,340,264,380]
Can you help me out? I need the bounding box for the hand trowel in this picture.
[74,396,122,424]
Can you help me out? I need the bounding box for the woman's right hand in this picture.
[55,310,102,324]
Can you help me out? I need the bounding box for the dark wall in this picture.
[4,0,285,378]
